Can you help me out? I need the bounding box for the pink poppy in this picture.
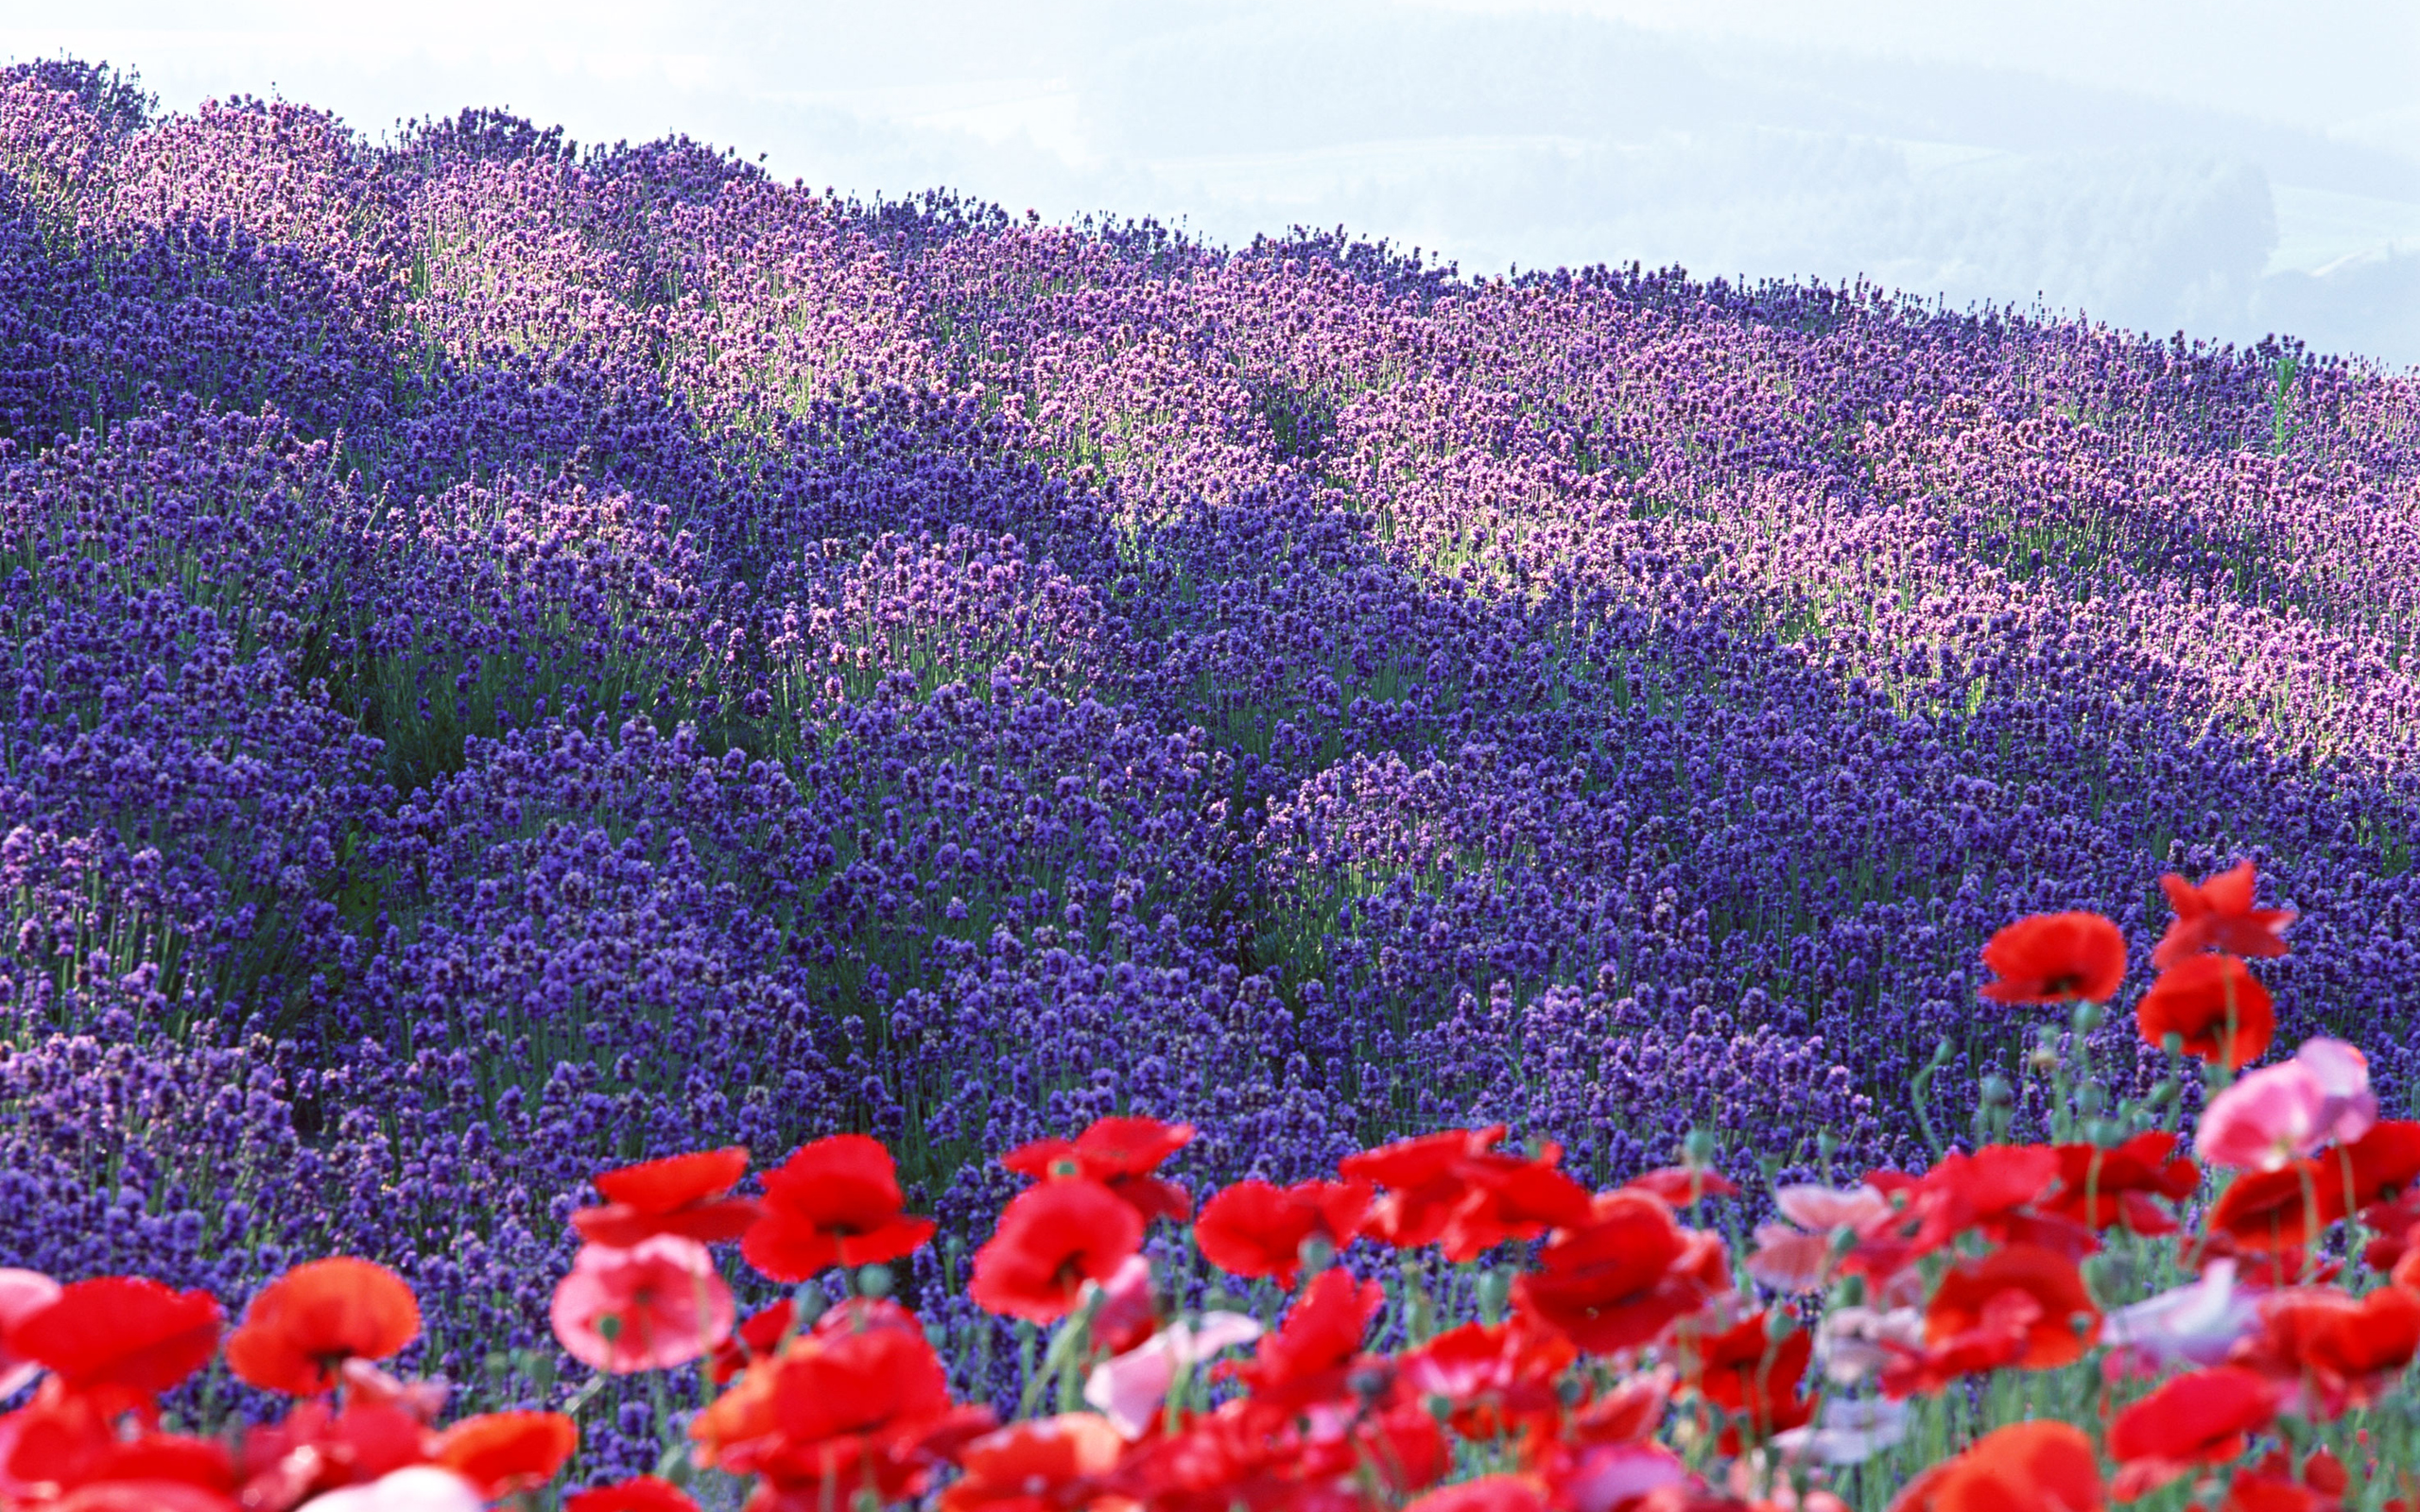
[1081,1312,1263,1436]
[549,1237,735,1373]
[299,1466,484,1512]
[2099,1262,2261,1378]
[2197,1039,2377,1172]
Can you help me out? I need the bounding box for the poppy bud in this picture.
[857,1264,893,1299]
[2072,1001,2104,1033]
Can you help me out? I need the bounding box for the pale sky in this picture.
[8,0,2419,364]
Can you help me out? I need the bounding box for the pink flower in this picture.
[1772,1397,1909,1467]
[2100,1262,2261,1378]
[1814,1305,1924,1386]
[549,1236,735,1373]
[1745,1225,1835,1293]
[0,1269,62,1400]
[1772,1184,1890,1233]
[1553,1443,1695,1512]
[301,1467,485,1512]
[1081,1312,1262,1436]
[2197,1039,2377,1172]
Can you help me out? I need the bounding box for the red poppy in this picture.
[1895,1144,2068,1257]
[1879,1286,2038,1399]
[2042,1132,2200,1235]
[1193,1178,1370,1286]
[1510,1191,1720,1354]
[230,1399,433,1503]
[565,1478,702,1512]
[2136,954,2273,1069]
[2154,861,2295,969]
[1342,1127,1594,1262]
[1563,1373,1671,1448]
[1003,1116,1195,1223]
[433,1411,579,1498]
[720,1321,994,1505]
[2233,1284,2420,1418]
[1978,912,2128,1004]
[941,1414,1126,1512]
[2205,1160,2347,1254]
[2,1387,238,1503]
[7,1277,222,1405]
[709,1297,797,1385]
[1925,1246,2100,1370]
[2340,1121,2420,1209]
[741,1134,936,1281]
[1680,1311,1814,1446]
[1623,1166,1740,1207]
[1888,1420,2102,1512]
[2361,1192,2420,1271]
[2218,1450,2348,1512]
[224,1259,422,1397]
[1397,1319,1576,1440]
[968,1178,1144,1322]
[2107,1366,2279,1497]
[574,1146,761,1248]
[1228,1269,1386,1413]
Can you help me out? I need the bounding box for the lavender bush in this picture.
[1,57,2416,1483]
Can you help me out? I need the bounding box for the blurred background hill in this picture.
[9,0,2417,365]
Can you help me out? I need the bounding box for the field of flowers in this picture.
[3,54,2420,1508]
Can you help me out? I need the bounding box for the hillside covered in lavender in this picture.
[1,57,2417,1473]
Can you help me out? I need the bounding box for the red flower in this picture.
[2137,954,2273,1070]
[2154,861,2294,969]
[433,1411,578,1499]
[229,1399,434,1503]
[1193,1179,1370,1286]
[1679,1311,1814,1447]
[2205,1161,2346,1254]
[7,1277,222,1406]
[2042,1132,2199,1235]
[1623,1166,1740,1208]
[2218,1450,2348,1512]
[1341,1126,1594,1261]
[565,1478,702,1512]
[2107,1366,2279,1497]
[1003,1116,1195,1223]
[574,1146,761,1248]
[709,1297,798,1385]
[1510,1191,1723,1354]
[1978,912,2127,1004]
[1894,1144,2069,1258]
[550,1236,736,1373]
[1228,1269,1386,1413]
[1398,1319,1576,1440]
[742,1134,936,1281]
[2232,1284,2420,1418]
[1924,1246,2100,1371]
[698,1308,994,1505]
[941,1413,1125,1512]
[2340,1120,2420,1210]
[0,1387,239,1504]
[1889,1421,2102,1512]
[224,1259,422,1397]
[969,1179,1144,1322]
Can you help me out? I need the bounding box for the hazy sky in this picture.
[9,0,2419,365]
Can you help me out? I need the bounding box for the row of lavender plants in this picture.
[1,56,2416,1486]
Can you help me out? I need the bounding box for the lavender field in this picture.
[2,58,2418,1479]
